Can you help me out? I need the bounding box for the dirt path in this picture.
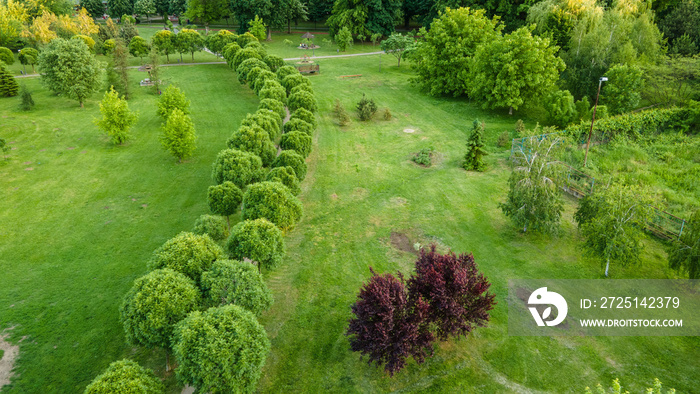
[0,330,20,390]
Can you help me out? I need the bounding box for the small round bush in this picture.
[120,269,201,349]
[84,359,164,394]
[253,70,277,95]
[290,108,317,129]
[266,166,301,195]
[237,58,269,84]
[232,47,262,70]
[246,66,267,89]
[226,125,277,167]
[280,131,312,158]
[148,232,225,283]
[273,150,307,180]
[208,181,244,217]
[212,148,263,188]
[237,32,258,47]
[259,79,287,104]
[258,98,286,121]
[0,47,14,65]
[244,41,266,58]
[242,181,303,230]
[222,42,242,67]
[276,65,298,82]
[263,54,285,72]
[172,305,270,394]
[281,73,312,95]
[193,214,230,241]
[241,111,280,140]
[201,259,273,313]
[290,84,314,96]
[283,118,313,136]
[287,90,317,113]
[226,218,285,270]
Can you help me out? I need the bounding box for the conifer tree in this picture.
[0,63,18,97]
[463,120,487,171]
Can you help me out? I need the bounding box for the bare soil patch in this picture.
[0,331,20,390]
[390,232,416,255]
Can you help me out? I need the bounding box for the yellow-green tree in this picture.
[95,87,138,144]
[160,108,196,162]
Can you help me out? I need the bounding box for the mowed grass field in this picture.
[0,51,698,392]
[0,64,257,392]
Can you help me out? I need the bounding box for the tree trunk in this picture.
[22,64,26,74]
[226,215,230,230]
[191,51,194,61]
[266,26,272,41]
[509,106,513,115]
[180,53,183,62]
[166,53,170,62]
[605,258,610,277]
[205,22,209,35]
[404,14,410,29]
[165,350,170,372]
[80,100,84,108]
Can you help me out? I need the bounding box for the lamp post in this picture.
[584,76,607,167]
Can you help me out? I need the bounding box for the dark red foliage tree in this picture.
[407,245,496,341]
[346,268,434,375]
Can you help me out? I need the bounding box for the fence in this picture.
[508,131,688,240]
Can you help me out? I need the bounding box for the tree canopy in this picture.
[148,232,225,283]
[226,218,286,271]
[38,37,102,107]
[173,305,270,393]
[84,360,164,394]
[201,259,273,313]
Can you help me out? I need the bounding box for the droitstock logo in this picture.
[528,287,568,327]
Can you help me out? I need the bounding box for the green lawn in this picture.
[1,51,698,393]
[252,55,698,392]
[0,64,257,393]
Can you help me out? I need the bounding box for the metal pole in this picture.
[584,77,606,167]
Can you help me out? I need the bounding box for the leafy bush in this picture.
[290,84,314,96]
[192,214,230,241]
[566,107,685,141]
[496,131,510,148]
[383,107,392,120]
[266,166,301,195]
[412,148,433,166]
[0,47,14,65]
[226,218,285,271]
[120,269,201,350]
[206,29,237,55]
[253,70,277,95]
[201,259,273,313]
[232,47,263,70]
[273,150,307,180]
[287,90,317,113]
[211,149,263,188]
[173,305,270,393]
[280,131,312,158]
[236,32,258,47]
[290,107,317,129]
[226,125,277,167]
[356,94,378,121]
[281,73,312,95]
[208,181,244,218]
[258,80,287,104]
[84,359,164,394]
[335,99,350,126]
[283,118,313,136]
[335,26,353,51]
[242,181,304,230]
[263,54,285,72]
[544,89,576,128]
[240,112,281,140]
[222,42,242,67]
[237,58,269,85]
[258,98,286,121]
[148,232,225,283]
[601,64,644,115]
[276,65,299,82]
[515,119,525,135]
